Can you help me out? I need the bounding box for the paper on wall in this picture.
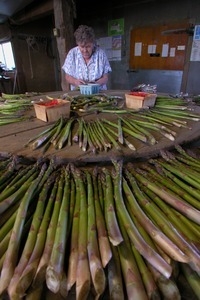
[134,42,142,56]
[161,43,169,57]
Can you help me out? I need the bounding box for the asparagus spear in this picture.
[128,207,181,300]
[8,172,57,298]
[123,171,189,263]
[131,167,200,225]
[102,168,123,246]
[124,169,200,271]
[30,175,60,290]
[92,170,112,268]
[111,160,172,278]
[0,163,48,294]
[66,171,80,292]
[107,243,124,300]
[46,167,71,293]
[181,263,200,299]
[73,168,91,300]
[86,171,106,297]
[117,209,149,300]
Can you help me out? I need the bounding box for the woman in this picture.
[62,25,112,90]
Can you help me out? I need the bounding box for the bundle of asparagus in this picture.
[0,93,33,126]
[25,98,200,154]
[0,146,200,299]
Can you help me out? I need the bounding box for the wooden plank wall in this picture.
[129,21,190,70]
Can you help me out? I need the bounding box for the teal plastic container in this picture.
[79,84,100,95]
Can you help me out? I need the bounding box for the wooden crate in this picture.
[34,99,71,122]
[125,93,157,109]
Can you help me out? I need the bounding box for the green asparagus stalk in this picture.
[50,116,64,144]
[77,118,84,148]
[8,172,56,298]
[0,170,39,214]
[46,167,71,293]
[111,160,172,278]
[81,120,89,152]
[160,158,200,187]
[3,164,33,192]
[175,145,200,166]
[102,168,123,246]
[153,108,200,121]
[102,122,136,150]
[29,175,60,290]
[142,162,200,210]
[120,116,157,145]
[0,200,19,229]
[25,285,44,300]
[0,230,12,259]
[181,263,200,299]
[147,264,181,300]
[97,119,121,151]
[122,171,189,263]
[130,242,161,300]
[73,168,91,300]
[135,177,200,254]
[130,167,200,225]
[86,171,106,297]
[103,118,147,143]
[0,163,47,294]
[29,126,58,150]
[84,122,98,153]
[25,119,60,146]
[56,118,75,149]
[12,176,59,297]
[124,169,200,270]
[0,156,17,188]
[0,208,17,244]
[107,243,124,300]
[92,170,112,268]
[117,208,149,300]
[94,119,112,150]
[130,118,176,141]
[127,204,181,300]
[93,120,112,151]
[66,171,80,292]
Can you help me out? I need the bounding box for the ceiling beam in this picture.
[10,0,53,25]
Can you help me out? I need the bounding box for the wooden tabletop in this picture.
[1,90,200,166]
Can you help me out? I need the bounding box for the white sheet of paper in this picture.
[162,43,169,57]
[169,47,176,57]
[148,44,156,54]
[134,42,142,56]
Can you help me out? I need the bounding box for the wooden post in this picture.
[53,0,76,91]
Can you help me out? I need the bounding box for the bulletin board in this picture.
[129,21,190,70]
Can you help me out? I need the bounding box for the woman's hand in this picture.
[65,74,86,87]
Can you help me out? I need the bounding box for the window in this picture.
[0,42,16,70]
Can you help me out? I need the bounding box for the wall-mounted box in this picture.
[34,99,71,122]
[125,92,157,109]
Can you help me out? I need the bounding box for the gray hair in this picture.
[74,25,95,44]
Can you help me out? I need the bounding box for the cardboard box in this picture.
[34,99,71,122]
[125,93,157,109]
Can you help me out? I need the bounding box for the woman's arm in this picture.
[65,74,86,87]
[95,73,109,86]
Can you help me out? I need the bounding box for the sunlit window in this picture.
[0,42,16,70]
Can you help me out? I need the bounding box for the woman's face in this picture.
[78,42,94,60]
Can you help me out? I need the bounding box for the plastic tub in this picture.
[79,84,100,95]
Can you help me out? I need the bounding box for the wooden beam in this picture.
[10,0,54,24]
[53,0,75,91]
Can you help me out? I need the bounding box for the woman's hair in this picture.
[74,25,95,44]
